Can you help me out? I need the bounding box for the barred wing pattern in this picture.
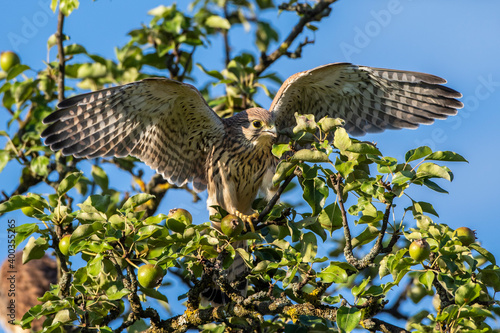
[42,78,224,192]
[271,63,463,137]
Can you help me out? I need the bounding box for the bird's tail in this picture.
[201,240,248,306]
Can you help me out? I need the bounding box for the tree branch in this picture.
[254,0,337,76]
[358,203,392,266]
[332,174,357,267]
[56,10,65,102]
[148,299,338,333]
[362,318,411,333]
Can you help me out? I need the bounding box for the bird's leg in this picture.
[235,211,259,232]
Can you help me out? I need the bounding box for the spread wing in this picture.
[271,63,463,137]
[42,78,225,192]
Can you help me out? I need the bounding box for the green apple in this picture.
[168,208,192,224]
[137,264,164,289]
[166,208,193,233]
[0,51,20,72]
[454,227,476,246]
[409,239,431,262]
[220,214,244,238]
[59,234,71,256]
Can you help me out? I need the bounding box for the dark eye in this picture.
[252,120,263,129]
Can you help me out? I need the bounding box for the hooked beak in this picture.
[263,125,277,138]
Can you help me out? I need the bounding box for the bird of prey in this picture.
[41,62,463,304]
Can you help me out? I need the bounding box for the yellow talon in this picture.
[235,211,259,232]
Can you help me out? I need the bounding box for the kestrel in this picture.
[41,62,463,304]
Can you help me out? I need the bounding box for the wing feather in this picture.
[42,78,224,191]
[271,63,462,137]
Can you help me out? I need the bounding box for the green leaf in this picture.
[64,43,87,55]
[52,309,77,325]
[196,63,225,81]
[336,306,362,333]
[470,243,496,265]
[77,62,106,78]
[422,179,448,193]
[14,223,39,247]
[0,194,48,214]
[455,282,482,305]
[272,161,297,185]
[57,171,83,197]
[416,162,451,181]
[136,225,163,241]
[0,195,32,213]
[22,236,49,264]
[271,143,292,159]
[317,263,348,283]
[419,271,435,291]
[106,285,131,300]
[318,116,344,133]
[30,155,50,177]
[333,128,352,152]
[412,201,439,217]
[424,151,468,162]
[71,222,104,242]
[7,64,30,80]
[379,255,390,278]
[293,113,317,134]
[140,284,169,303]
[351,225,379,248]
[290,149,330,163]
[59,0,80,16]
[91,165,109,191]
[0,150,10,173]
[256,21,279,52]
[334,158,356,178]
[205,15,231,30]
[405,146,432,162]
[391,170,415,185]
[301,177,329,216]
[375,157,398,174]
[13,79,36,103]
[347,142,381,155]
[121,193,155,211]
[318,202,343,235]
[352,278,370,298]
[82,195,111,213]
[50,0,58,12]
[300,232,317,262]
[87,254,103,276]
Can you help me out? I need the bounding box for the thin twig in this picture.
[332,174,357,267]
[56,10,65,102]
[359,203,392,265]
[254,0,337,75]
[362,318,411,333]
[257,168,296,222]
[223,2,231,66]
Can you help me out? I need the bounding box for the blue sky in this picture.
[1,0,500,328]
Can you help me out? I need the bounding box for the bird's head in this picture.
[226,108,277,147]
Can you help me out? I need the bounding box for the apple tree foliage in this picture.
[0,1,499,332]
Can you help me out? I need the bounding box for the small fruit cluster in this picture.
[409,227,476,262]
